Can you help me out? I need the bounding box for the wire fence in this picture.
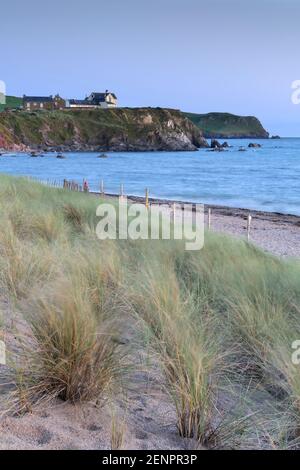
[28,176,253,240]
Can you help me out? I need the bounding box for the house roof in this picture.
[89,93,106,101]
[23,96,53,103]
[68,99,95,105]
[89,92,117,102]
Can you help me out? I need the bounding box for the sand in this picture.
[201,204,300,258]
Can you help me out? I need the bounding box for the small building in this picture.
[87,91,117,108]
[23,94,65,111]
[65,90,117,109]
[53,94,66,109]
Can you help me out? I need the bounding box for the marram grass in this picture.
[1,175,300,448]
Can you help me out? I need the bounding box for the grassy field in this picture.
[0,175,300,448]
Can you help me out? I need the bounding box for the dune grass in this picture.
[0,175,300,448]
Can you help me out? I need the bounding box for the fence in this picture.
[28,177,253,240]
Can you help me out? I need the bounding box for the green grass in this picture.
[1,174,300,448]
[0,96,22,112]
[184,111,269,138]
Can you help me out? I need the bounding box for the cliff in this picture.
[184,112,269,139]
[0,107,208,152]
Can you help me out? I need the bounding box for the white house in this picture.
[66,90,117,109]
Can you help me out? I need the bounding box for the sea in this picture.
[1,138,300,215]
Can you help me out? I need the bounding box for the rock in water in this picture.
[211,139,222,149]
[30,151,43,157]
[248,143,261,148]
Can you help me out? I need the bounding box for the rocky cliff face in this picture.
[184,112,269,139]
[0,108,208,152]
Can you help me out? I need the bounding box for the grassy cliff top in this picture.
[184,111,269,138]
[0,95,23,112]
[0,106,206,150]
[0,98,269,142]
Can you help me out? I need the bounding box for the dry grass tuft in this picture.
[110,408,127,450]
[0,220,55,300]
[62,204,84,233]
[129,261,226,444]
[11,277,120,408]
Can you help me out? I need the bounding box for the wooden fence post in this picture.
[100,180,104,195]
[172,202,176,223]
[145,188,149,209]
[247,214,252,242]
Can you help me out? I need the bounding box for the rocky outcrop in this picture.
[0,108,208,152]
[209,139,230,151]
[248,143,262,148]
[210,139,222,149]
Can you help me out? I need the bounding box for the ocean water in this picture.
[1,138,300,215]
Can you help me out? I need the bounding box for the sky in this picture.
[1,0,300,136]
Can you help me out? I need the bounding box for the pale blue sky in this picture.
[1,0,300,135]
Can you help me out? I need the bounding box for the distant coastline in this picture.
[184,111,269,139]
[0,97,271,151]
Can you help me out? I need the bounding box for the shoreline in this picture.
[94,191,300,258]
[97,191,300,225]
[2,173,300,257]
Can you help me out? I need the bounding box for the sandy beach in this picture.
[101,193,300,258]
